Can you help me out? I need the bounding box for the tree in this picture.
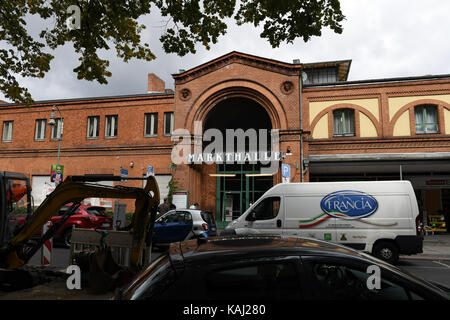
[0,0,345,104]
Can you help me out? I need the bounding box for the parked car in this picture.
[115,235,449,300]
[223,181,423,264]
[151,209,217,249]
[10,205,113,247]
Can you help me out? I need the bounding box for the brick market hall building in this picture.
[2,51,450,228]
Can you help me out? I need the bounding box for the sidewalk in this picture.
[401,234,450,260]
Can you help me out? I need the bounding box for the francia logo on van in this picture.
[320,190,378,220]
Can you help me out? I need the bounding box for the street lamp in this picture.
[48,105,63,166]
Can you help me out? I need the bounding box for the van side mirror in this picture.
[246,211,256,222]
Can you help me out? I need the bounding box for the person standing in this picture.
[189,202,199,209]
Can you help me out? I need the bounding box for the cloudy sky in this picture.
[2,0,450,103]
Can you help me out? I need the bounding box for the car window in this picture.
[251,197,281,221]
[160,211,192,224]
[120,255,178,300]
[86,207,107,217]
[305,260,426,300]
[57,207,80,216]
[202,260,302,300]
[200,211,215,224]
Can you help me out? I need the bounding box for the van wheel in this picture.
[373,242,399,265]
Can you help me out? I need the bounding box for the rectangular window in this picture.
[2,121,13,142]
[105,115,118,138]
[87,116,100,139]
[51,118,64,140]
[304,67,338,85]
[145,113,158,136]
[415,105,438,134]
[35,119,47,141]
[333,109,355,137]
[164,112,174,136]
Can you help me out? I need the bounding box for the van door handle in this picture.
[277,219,282,228]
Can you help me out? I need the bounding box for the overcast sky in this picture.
[2,0,450,103]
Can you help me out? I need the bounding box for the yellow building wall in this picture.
[388,94,450,120]
[312,114,329,139]
[445,108,450,134]
[393,111,410,136]
[309,98,380,125]
[359,113,378,137]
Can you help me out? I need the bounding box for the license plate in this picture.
[102,223,111,228]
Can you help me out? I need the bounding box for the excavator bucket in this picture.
[78,246,133,294]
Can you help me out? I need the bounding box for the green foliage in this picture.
[167,175,177,205]
[0,0,345,104]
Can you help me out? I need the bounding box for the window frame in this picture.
[163,112,174,136]
[2,120,13,143]
[50,118,64,141]
[87,115,100,139]
[144,113,158,137]
[414,105,439,135]
[333,108,355,137]
[34,119,47,141]
[105,115,118,138]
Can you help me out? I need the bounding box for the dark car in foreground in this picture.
[115,235,449,300]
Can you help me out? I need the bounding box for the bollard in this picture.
[41,221,53,265]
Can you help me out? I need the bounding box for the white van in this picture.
[223,181,423,264]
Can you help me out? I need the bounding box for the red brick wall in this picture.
[0,94,175,210]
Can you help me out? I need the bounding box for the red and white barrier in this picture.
[41,221,53,265]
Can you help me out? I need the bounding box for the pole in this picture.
[54,105,62,166]
[299,70,304,182]
[41,221,53,265]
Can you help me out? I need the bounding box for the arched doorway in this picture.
[203,97,274,223]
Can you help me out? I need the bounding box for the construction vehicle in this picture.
[0,172,159,291]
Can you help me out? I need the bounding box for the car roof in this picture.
[168,235,383,266]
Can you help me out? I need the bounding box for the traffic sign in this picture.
[282,164,291,178]
[120,168,128,182]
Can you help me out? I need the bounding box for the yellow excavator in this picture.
[0,172,160,291]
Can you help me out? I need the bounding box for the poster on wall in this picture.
[172,191,188,209]
[50,164,64,184]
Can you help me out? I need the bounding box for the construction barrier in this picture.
[41,221,53,265]
[69,227,152,268]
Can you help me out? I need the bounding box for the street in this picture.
[399,259,450,288]
[29,247,450,289]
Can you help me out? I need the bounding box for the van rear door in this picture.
[282,195,337,242]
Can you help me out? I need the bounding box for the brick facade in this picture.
[2,51,450,222]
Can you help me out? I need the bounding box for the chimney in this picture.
[147,73,166,93]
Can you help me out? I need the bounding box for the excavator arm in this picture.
[2,175,159,270]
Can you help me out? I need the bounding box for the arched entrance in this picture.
[203,97,275,223]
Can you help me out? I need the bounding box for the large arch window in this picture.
[333,109,355,137]
[414,105,438,134]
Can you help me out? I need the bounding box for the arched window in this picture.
[333,109,355,137]
[414,105,438,134]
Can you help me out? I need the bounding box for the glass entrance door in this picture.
[216,164,273,228]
